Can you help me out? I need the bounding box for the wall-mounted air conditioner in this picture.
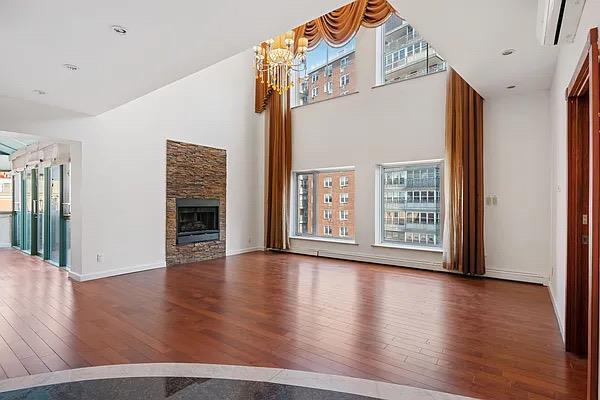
[536,0,586,46]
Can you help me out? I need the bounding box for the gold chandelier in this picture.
[254,31,309,94]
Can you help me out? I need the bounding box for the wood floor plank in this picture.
[0,248,587,399]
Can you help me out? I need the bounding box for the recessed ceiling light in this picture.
[111,25,127,35]
[501,49,515,56]
[506,85,517,89]
[32,89,46,95]
[63,63,79,71]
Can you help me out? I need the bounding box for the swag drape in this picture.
[443,69,485,275]
[258,0,395,250]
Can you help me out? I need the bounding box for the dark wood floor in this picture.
[0,249,586,399]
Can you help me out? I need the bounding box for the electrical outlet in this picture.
[96,253,104,263]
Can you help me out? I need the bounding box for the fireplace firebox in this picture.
[176,199,219,245]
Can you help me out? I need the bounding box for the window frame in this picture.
[291,166,356,243]
[375,159,444,252]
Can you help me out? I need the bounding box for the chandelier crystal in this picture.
[254,31,309,94]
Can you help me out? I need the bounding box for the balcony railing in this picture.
[384,223,438,233]
[384,202,439,210]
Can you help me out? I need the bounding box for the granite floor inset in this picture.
[0,377,379,400]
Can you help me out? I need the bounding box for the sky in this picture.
[306,37,356,73]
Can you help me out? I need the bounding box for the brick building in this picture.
[315,171,354,239]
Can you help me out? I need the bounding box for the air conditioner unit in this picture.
[537,0,586,46]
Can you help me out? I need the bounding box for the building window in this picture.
[292,38,357,107]
[311,87,318,98]
[340,74,350,88]
[340,176,349,187]
[340,56,349,69]
[376,14,446,86]
[0,171,12,212]
[379,161,442,249]
[340,193,349,204]
[340,210,349,220]
[340,226,349,237]
[293,169,355,240]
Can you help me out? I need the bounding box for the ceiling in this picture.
[0,0,347,115]
[0,0,558,115]
[388,0,559,98]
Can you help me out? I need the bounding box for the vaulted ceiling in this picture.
[0,0,558,115]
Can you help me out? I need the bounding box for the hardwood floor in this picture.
[0,248,586,399]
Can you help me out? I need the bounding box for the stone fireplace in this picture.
[166,140,226,266]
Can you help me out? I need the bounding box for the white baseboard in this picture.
[0,243,11,248]
[484,267,548,285]
[69,262,166,282]
[226,246,264,256]
[548,280,565,343]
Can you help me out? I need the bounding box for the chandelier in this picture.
[254,31,309,94]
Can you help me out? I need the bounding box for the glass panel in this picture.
[382,162,441,248]
[63,163,71,267]
[49,165,61,264]
[12,173,22,248]
[291,37,357,107]
[22,170,32,252]
[37,169,45,256]
[379,14,446,85]
[294,170,355,240]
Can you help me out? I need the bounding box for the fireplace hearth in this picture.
[176,199,219,245]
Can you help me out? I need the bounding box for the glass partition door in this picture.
[36,168,46,257]
[22,170,32,253]
[12,173,22,248]
[49,165,61,265]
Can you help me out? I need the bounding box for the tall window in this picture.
[0,171,12,212]
[376,14,446,86]
[292,38,357,107]
[294,169,355,240]
[379,161,442,249]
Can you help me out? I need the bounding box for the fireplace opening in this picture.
[176,199,219,244]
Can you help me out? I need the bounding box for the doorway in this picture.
[566,27,599,400]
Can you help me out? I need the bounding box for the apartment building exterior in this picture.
[296,174,314,235]
[297,51,356,106]
[382,163,441,247]
[0,171,11,212]
[382,15,446,83]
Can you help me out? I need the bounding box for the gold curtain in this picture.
[265,91,292,250]
[258,0,394,250]
[443,69,485,275]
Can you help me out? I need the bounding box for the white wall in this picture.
[291,28,553,284]
[0,50,264,280]
[549,0,600,337]
[484,92,552,284]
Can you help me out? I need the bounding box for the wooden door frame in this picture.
[566,27,599,400]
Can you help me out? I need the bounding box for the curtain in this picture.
[443,69,485,275]
[265,91,292,250]
[258,0,395,249]
[256,0,395,113]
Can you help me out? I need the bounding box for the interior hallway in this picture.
[0,248,586,399]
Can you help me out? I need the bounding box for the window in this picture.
[0,171,12,212]
[292,38,357,107]
[340,56,349,69]
[340,176,349,187]
[293,169,355,240]
[376,14,446,86]
[340,210,349,220]
[379,161,442,249]
[340,74,350,88]
[340,226,349,237]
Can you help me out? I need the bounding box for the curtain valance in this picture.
[255,0,395,113]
